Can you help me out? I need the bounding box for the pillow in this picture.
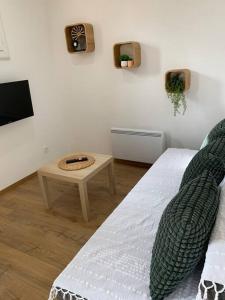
[201,119,225,148]
[150,170,220,300]
[180,137,225,189]
[204,137,225,161]
[180,149,225,189]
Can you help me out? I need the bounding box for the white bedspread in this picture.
[49,148,201,300]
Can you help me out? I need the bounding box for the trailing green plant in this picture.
[166,73,186,116]
[120,54,130,61]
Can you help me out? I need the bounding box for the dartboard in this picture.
[71,25,85,41]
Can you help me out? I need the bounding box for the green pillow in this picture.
[204,137,225,161]
[180,149,225,189]
[201,119,225,148]
[150,170,220,300]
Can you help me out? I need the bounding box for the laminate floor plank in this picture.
[0,162,149,299]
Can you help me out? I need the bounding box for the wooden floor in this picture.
[0,162,149,299]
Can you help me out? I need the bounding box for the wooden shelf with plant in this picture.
[114,42,141,69]
[165,69,191,116]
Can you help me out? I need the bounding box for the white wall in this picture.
[0,0,70,190]
[1,0,225,189]
[48,0,225,153]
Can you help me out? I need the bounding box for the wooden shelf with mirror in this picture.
[113,42,141,69]
[65,23,95,53]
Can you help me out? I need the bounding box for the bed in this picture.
[48,148,206,300]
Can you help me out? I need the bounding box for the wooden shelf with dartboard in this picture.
[65,23,95,53]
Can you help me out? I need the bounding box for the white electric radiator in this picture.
[111,128,165,164]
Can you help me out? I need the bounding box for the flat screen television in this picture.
[0,80,34,126]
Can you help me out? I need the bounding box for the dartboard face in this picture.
[71,25,85,41]
[70,24,86,51]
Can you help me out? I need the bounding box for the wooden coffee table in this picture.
[38,152,116,222]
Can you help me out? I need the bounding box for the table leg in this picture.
[38,174,51,209]
[108,161,116,195]
[78,182,90,222]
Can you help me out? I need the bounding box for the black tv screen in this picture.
[0,80,34,126]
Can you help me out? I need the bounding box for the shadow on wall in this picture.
[165,72,224,149]
[68,23,103,66]
[187,71,199,101]
[130,43,161,77]
[68,41,161,73]
[69,48,96,66]
[0,118,35,156]
[119,44,161,84]
[165,135,184,149]
[188,72,223,108]
[188,72,224,129]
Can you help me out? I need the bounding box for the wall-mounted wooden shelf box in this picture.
[113,42,141,69]
[165,69,191,92]
[65,23,95,53]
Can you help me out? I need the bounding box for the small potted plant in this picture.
[120,54,130,68]
[127,57,134,68]
[166,72,186,116]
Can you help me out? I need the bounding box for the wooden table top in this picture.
[38,152,113,183]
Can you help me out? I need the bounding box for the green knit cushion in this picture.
[180,137,225,189]
[205,137,225,160]
[180,150,225,189]
[150,170,219,300]
[201,119,225,148]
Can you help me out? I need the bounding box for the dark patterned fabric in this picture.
[180,137,225,189]
[203,137,225,161]
[200,137,225,163]
[180,150,225,189]
[200,282,225,300]
[207,119,225,144]
[150,171,220,300]
[56,289,88,300]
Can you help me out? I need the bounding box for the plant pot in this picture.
[121,61,128,68]
[128,60,134,68]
